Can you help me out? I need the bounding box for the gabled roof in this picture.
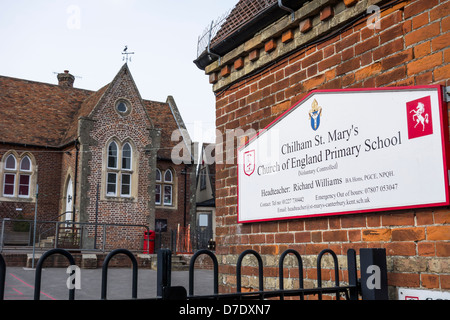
[143,99,181,160]
[0,76,92,147]
[0,65,188,153]
[60,83,109,146]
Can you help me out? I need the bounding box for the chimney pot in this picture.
[57,70,75,87]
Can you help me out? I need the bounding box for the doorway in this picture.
[64,177,73,222]
[196,212,212,249]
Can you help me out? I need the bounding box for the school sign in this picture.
[238,86,449,223]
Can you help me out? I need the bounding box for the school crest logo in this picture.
[309,99,322,131]
[406,96,433,139]
[243,150,255,176]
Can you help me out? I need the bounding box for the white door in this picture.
[65,178,73,222]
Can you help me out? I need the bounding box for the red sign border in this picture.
[237,85,449,224]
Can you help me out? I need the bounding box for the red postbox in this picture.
[143,230,155,254]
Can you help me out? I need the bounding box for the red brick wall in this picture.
[1,66,194,252]
[82,68,154,250]
[80,66,193,251]
[214,0,449,297]
[155,161,191,229]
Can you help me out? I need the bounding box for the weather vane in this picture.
[122,45,135,63]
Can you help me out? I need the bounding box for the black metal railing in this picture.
[163,247,387,301]
[0,218,151,253]
[101,248,138,300]
[0,247,388,300]
[33,248,77,300]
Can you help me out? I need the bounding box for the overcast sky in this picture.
[0,0,237,144]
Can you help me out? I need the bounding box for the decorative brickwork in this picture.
[0,64,196,252]
[77,65,155,249]
[200,0,450,298]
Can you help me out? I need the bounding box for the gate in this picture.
[0,247,388,300]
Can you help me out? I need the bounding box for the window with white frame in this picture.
[105,140,134,198]
[2,153,34,198]
[155,168,162,205]
[163,169,173,205]
[155,168,174,206]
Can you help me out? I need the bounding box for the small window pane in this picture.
[164,170,172,182]
[155,169,161,182]
[121,174,131,196]
[107,173,117,195]
[108,142,118,168]
[3,174,15,196]
[20,156,31,171]
[199,214,209,227]
[117,102,127,113]
[163,185,172,205]
[155,184,161,204]
[122,143,132,170]
[5,155,16,170]
[19,175,30,197]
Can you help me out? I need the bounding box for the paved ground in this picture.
[2,267,215,300]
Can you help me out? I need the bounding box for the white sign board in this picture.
[237,86,449,223]
[398,288,450,300]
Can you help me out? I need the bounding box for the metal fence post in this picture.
[236,249,264,294]
[102,224,106,252]
[347,249,359,300]
[279,249,304,300]
[54,221,59,248]
[0,254,5,300]
[101,248,138,300]
[317,249,340,300]
[189,249,218,296]
[0,219,7,252]
[34,248,76,300]
[157,249,172,297]
[360,248,388,300]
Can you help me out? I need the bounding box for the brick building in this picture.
[195,143,216,249]
[0,63,196,251]
[195,0,449,298]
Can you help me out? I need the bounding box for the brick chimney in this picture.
[57,70,75,87]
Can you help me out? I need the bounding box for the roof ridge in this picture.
[0,74,93,93]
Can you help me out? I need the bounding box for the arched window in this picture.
[122,143,132,170]
[5,154,16,170]
[3,154,17,196]
[2,153,35,198]
[18,156,31,197]
[163,169,173,206]
[105,140,134,198]
[20,156,31,171]
[107,141,118,169]
[164,169,173,183]
[155,168,174,206]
